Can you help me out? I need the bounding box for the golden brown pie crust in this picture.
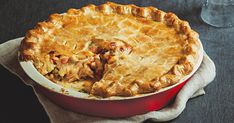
[20,2,201,97]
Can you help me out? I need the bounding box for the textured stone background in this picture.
[0,0,233,123]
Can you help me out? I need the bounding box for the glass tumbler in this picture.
[201,0,234,27]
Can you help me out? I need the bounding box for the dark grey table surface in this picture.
[0,0,233,123]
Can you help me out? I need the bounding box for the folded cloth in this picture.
[0,37,216,123]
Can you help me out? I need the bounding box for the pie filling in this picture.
[45,37,133,94]
[20,2,201,97]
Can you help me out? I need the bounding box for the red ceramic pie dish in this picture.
[19,39,203,118]
[36,78,189,118]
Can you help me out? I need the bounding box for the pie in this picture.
[20,2,201,97]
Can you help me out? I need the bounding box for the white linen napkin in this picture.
[0,37,216,123]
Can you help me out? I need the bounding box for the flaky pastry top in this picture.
[20,2,201,97]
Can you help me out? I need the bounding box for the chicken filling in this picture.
[43,38,132,93]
